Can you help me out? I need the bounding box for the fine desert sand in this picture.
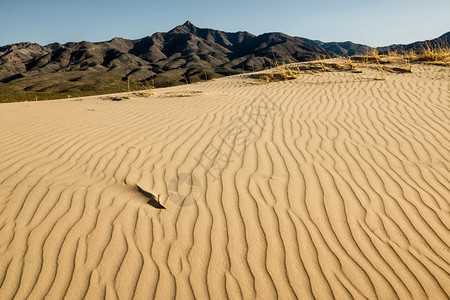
[0,60,449,299]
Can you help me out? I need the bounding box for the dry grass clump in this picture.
[361,49,387,79]
[132,89,155,97]
[124,76,156,98]
[364,49,380,63]
[347,47,413,79]
[343,57,355,70]
[183,75,191,96]
[369,42,450,65]
[133,78,155,97]
[163,90,203,97]
[101,76,156,101]
[260,74,273,84]
[370,42,450,75]
[352,42,448,65]
[260,60,301,83]
[373,63,387,80]
[407,42,450,62]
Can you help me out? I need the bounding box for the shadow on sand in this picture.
[137,185,166,209]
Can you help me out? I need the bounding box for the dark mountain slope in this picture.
[296,37,373,56]
[0,21,335,101]
[378,31,450,52]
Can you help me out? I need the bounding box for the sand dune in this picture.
[0,62,449,299]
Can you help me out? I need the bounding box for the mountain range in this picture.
[0,21,448,101]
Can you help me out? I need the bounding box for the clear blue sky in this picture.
[1,0,449,47]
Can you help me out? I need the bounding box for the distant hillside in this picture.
[296,37,373,56]
[0,21,333,101]
[378,31,450,52]
[297,31,450,56]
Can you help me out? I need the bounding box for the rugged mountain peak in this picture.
[0,42,37,52]
[169,21,198,34]
[0,42,50,64]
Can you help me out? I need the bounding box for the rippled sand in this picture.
[0,62,449,299]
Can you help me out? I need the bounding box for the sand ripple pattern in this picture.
[0,65,449,299]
